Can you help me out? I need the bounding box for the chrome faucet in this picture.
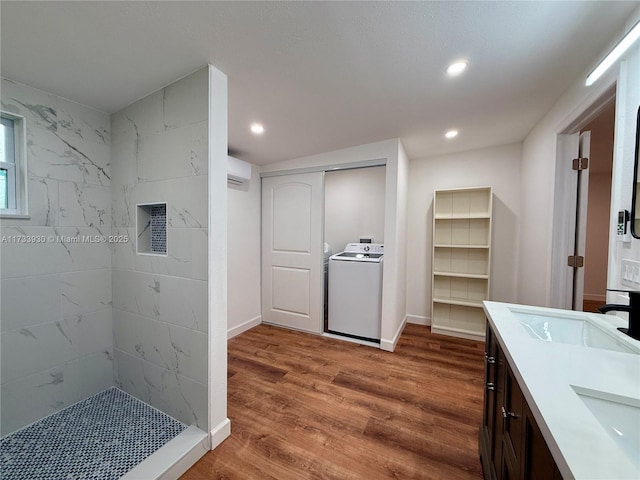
[598,291,640,341]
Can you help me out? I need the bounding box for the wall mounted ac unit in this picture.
[227,155,251,185]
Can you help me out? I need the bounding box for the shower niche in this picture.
[136,203,167,255]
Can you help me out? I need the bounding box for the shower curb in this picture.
[121,425,209,480]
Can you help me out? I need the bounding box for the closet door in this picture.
[261,172,324,333]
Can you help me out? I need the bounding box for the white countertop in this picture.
[483,301,640,480]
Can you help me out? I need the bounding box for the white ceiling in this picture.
[1,1,636,165]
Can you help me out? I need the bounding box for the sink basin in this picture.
[512,310,637,354]
[572,386,640,471]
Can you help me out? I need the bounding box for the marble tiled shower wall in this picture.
[110,68,209,429]
[0,78,113,436]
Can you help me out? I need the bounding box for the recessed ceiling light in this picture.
[446,61,468,76]
[250,123,264,135]
[445,129,459,139]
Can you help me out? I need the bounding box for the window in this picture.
[0,112,27,216]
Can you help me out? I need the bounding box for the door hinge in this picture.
[567,255,584,268]
[572,157,589,170]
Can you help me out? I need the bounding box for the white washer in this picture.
[328,243,384,342]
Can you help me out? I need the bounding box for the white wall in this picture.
[610,12,640,296]
[263,138,408,351]
[324,166,386,252]
[380,141,408,351]
[584,172,612,303]
[519,9,640,307]
[207,64,230,446]
[406,143,522,325]
[227,164,262,338]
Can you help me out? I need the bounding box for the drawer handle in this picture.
[486,356,496,364]
[486,383,495,391]
[502,406,518,419]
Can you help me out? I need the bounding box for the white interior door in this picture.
[573,131,591,310]
[261,172,324,333]
[553,131,591,310]
[551,133,580,309]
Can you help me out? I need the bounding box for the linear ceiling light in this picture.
[586,19,640,86]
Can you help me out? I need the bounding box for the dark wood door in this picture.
[479,323,564,480]
[491,348,507,479]
[501,364,525,479]
[523,404,563,480]
[481,324,500,480]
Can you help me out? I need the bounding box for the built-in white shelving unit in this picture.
[431,187,492,340]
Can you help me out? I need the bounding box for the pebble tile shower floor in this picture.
[0,387,187,480]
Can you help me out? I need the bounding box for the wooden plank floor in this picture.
[181,324,486,479]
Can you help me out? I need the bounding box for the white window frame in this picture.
[0,111,28,218]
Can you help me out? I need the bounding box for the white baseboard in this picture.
[121,425,209,480]
[210,417,231,450]
[380,314,408,352]
[406,314,430,326]
[227,315,261,339]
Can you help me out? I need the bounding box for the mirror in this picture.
[631,105,640,238]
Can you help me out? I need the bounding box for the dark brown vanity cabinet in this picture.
[480,323,563,480]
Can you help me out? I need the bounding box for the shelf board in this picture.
[434,214,491,220]
[434,186,492,194]
[430,325,485,341]
[433,271,489,279]
[434,244,489,249]
[433,297,484,308]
